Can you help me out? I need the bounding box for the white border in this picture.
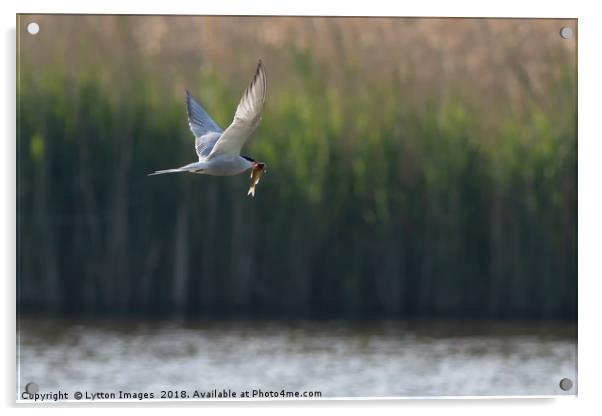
[3,1,601,415]
[4,0,583,18]
[11,395,572,404]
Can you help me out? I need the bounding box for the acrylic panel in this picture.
[16,15,577,401]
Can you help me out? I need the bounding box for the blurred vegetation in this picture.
[17,16,577,319]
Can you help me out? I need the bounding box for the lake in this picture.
[17,318,577,400]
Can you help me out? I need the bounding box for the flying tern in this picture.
[150,60,267,196]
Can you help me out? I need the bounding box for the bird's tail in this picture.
[148,168,187,176]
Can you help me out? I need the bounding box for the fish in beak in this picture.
[248,162,266,197]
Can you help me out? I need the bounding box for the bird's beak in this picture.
[251,162,266,174]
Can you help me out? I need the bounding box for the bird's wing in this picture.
[185,90,223,159]
[195,131,222,159]
[207,60,266,158]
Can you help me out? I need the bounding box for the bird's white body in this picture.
[149,60,267,182]
[170,154,254,176]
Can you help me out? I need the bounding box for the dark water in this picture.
[17,319,577,400]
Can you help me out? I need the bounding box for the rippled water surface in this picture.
[17,319,577,399]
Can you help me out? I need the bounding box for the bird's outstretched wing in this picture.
[186,90,223,159]
[207,60,266,159]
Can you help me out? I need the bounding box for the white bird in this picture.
[149,60,267,196]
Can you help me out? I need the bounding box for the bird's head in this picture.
[242,155,266,173]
